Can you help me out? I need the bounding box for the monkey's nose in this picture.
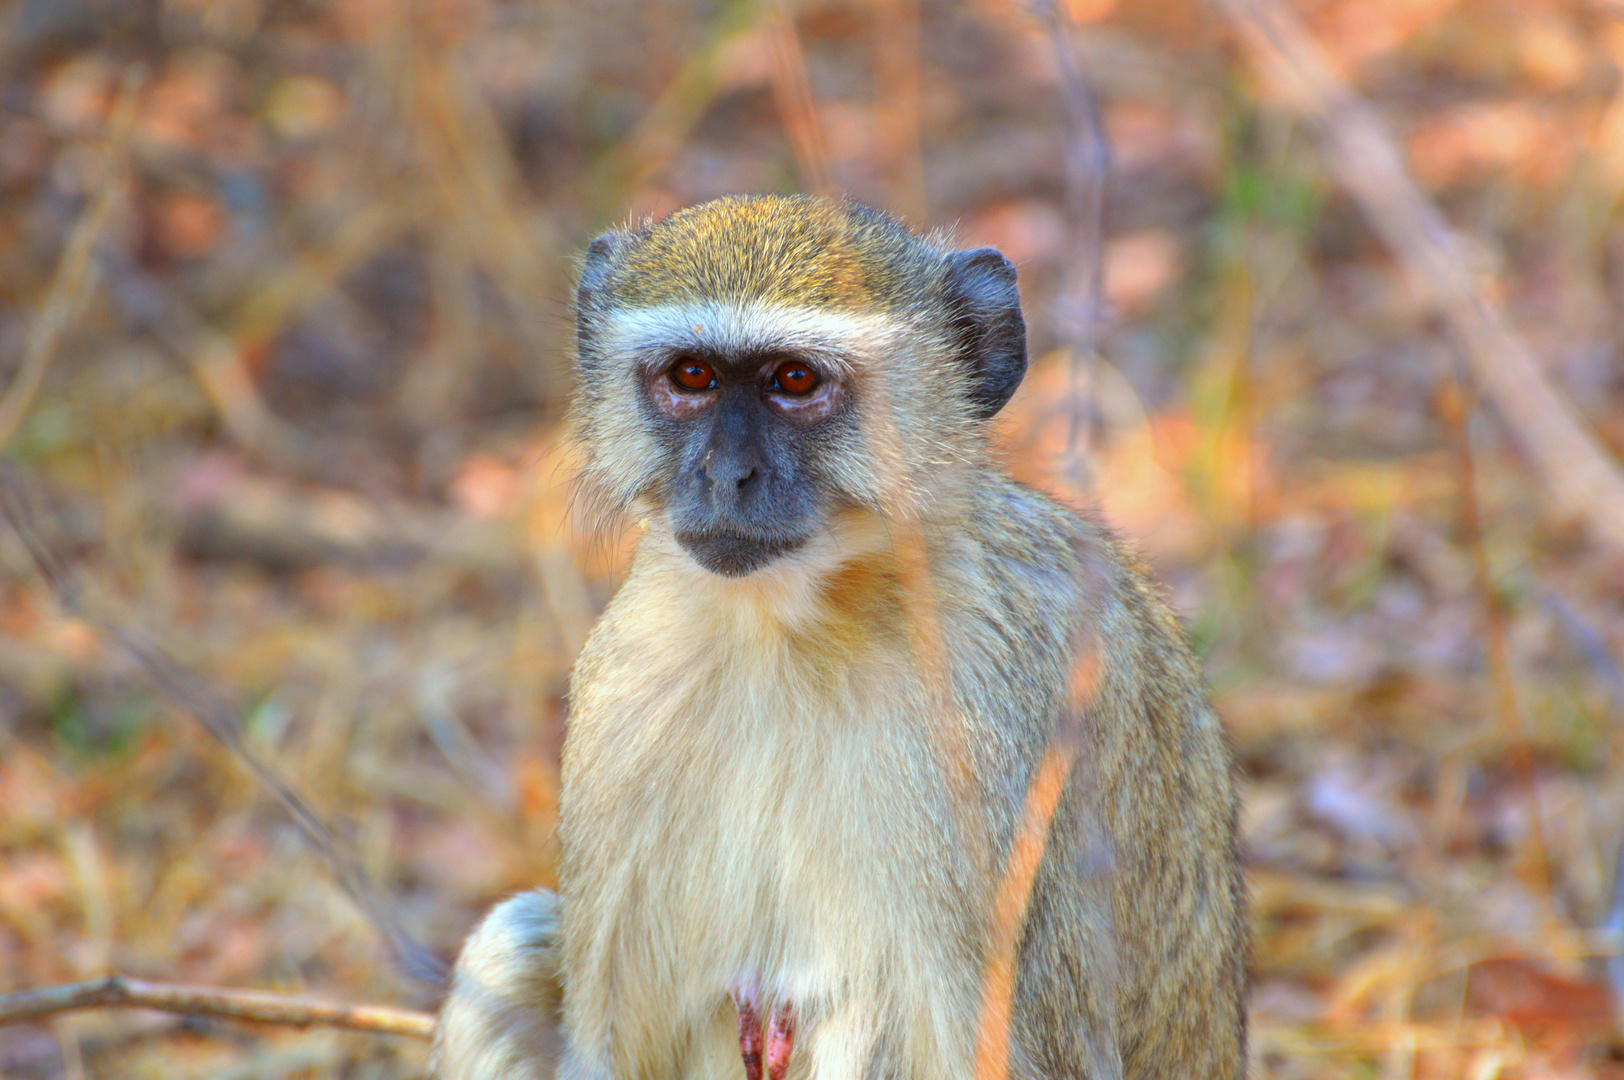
[700,453,762,498]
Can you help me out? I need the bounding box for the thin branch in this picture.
[0,976,433,1039]
[0,470,447,988]
[582,0,766,210]
[1034,0,1112,480]
[100,211,407,492]
[0,66,142,455]
[1214,0,1624,557]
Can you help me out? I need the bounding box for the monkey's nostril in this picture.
[736,468,758,491]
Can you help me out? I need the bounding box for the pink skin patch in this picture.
[731,989,764,1080]
[765,1002,795,1080]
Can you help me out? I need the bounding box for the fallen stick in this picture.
[0,975,434,1039]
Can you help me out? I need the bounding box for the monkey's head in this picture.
[570,194,1026,579]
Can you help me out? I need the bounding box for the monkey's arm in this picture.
[1000,522,1247,1080]
[434,889,562,1080]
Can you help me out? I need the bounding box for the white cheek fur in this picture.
[640,509,891,632]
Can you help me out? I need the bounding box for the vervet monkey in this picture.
[435,195,1247,1080]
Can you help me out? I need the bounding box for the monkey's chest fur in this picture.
[556,551,993,1080]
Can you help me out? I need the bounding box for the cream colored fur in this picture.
[559,516,991,1080]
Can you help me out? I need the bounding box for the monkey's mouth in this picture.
[675,531,807,577]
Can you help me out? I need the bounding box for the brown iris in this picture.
[773,361,818,396]
[670,357,717,392]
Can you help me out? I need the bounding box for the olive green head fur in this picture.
[600,195,932,312]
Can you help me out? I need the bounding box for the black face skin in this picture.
[642,351,847,577]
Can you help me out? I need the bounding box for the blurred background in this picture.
[3,0,1624,1075]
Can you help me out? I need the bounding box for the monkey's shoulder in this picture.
[938,475,1211,740]
[941,475,1172,641]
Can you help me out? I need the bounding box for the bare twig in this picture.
[191,204,406,486]
[583,0,766,209]
[1214,0,1624,557]
[102,210,406,491]
[1034,0,1112,482]
[0,66,141,456]
[0,470,446,988]
[0,976,433,1039]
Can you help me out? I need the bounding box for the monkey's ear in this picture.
[577,232,627,354]
[944,248,1027,420]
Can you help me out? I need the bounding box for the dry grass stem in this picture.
[585,0,768,205]
[0,67,141,456]
[973,745,1078,1080]
[872,0,925,221]
[404,28,561,388]
[973,652,1100,1080]
[1437,379,1555,902]
[765,3,835,195]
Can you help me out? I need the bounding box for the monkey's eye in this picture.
[772,361,819,396]
[670,358,717,392]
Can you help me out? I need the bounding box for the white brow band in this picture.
[600,301,899,376]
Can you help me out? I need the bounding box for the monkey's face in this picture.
[574,296,904,580]
[569,196,1030,579]
[642,346,847,577]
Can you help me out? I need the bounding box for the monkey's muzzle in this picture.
[675,530,808,577]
